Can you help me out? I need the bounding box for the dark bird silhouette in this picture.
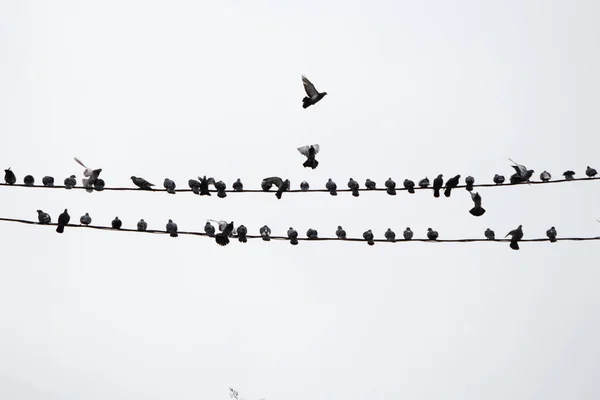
[546,226,557,243]
[586,166,597,178]
[214,180,227,198]
[287,227,299,245]
[540,171,551,182]
[385,228,396,242]
[418,177,430,188]
[56,209,70,233]
[166,219,178,237]
[42,176,55,187]
[188,179,201,194]
[469,192,486,217]
[432,174,444,197]
[484,228,495,240]
[509,158,534,183]
[137,219,147,231]
[493,174,505,185]
[131,176,154,190]
[300,181,309,191]
[262,177,290,199]
[64,175,77,189]
[260,225,271,241]
[163,178,176,194]
[111,217,122,230]
[326,179,337,196]
[23,175,35,186]
[301,75,327,109]
[4,168,16,185]
[385,178,396,195]
[444,174,460,197]
[204,221,216,237]
[403,179,415,194]
[465,176,474,192]
[336,226,346,239]
[236,225,248,243]
[347,178,359,197]
[298,144,320,169]
[216,221,235,246]
[363,229,375,246]
[232,179,243,192]
[37,210,51,224]
[94,179,105,191]
[505,225,523,250]
[365,179,376,190]
[261,179,273,191]
[306,228,318,239]
[403,227,413,240]
[427,228,438,240]
[80,213,92,226]
[563,170,575,181]
[198,176,216,195]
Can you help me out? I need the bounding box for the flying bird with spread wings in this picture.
[297,144,320,169]
[301,75,327,109]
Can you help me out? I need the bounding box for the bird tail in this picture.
[311,159,318,169]
[329,190,337,196]
[469,206,486,217]
[444,187,452,197]
[238,235,247,243]
[170,231,178,237]
[408,188,415,194]
[56,225,65,233]
[303,159,311,168]
[290,238,298,245]
[302,97,311,108]
[276,189,283,199]
[433,189,440,198]
[510,240,519,250]
[387,188,396,195]
[550,237,557,243]
[168,188,176,194]
[368,240,375,246]
[352,189,359,197]
[466,185,473,192]
[216,234,230,246]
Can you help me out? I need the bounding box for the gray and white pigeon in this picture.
[64,175,77,189]
[365,179,376,190]
[166,219,178,237]
[137,219,147,231]
[403,179,415,194]
[326,178,337,196]
[586,166,597,178]
[75,158,102,185]
[207,219,229,232]
[204,221,216,237]
[287,227,299,245]
[94,179,105,191]
[347,178,359,197]
[262,177,289,199]
[74,157,94,178]
[216,221,235,246]
[484,228,495,240]
[444,174,461,197]
[131,176,154,190]
[42,176,55,187]
[232,179,244,192]
[433,174,444,197]
[385,178,396,195]
[37,210,51,224]
[418,177,430,188]
[336,226,346,239]
[427,228,438,240]
[298,144,320,169]
[83,178,94,193]
[306,228,318,239]
[260,225,271,241]
[300,181,309,191]
[111,217,122,230]
[198,176,215,195]
[56,209,70,233]
[188,179,201,194]
[562,170,575,181]
[301,75,327,109]
[540,171,551,182]
[403,227,413,240]
[236,225,247,243]
[24,175,35,186]
[163,178,176,194]
[465,176,474,192]
[385,228,396,242]
[4,168,16,185]
[363,229,375,246]
[80,213,92,226]
[214,180,227,198]
[493,174,505,185]
[505,225,523,250]
[546,226,557,243]
[509,158,534,183]
[469,192,486,217]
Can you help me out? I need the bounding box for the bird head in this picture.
[131,176,136,180]
[323,92,328,96]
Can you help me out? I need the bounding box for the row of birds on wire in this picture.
[27,208,559,250]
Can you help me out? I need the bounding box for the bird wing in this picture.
[263,176,283,187]
[302,75,319,97]
[297,145,311,156]
[508,158,527,176]
[74,157,88,169]
[505,229,516,238]
[311,144,320,154]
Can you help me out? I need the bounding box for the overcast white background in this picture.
[1,0,600,399]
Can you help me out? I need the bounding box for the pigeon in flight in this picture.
[94,179,105,191]
[262,177,290,199]
[403,227,413,240]
[300,181,310,191]
[56,209,70,233]
[326,179,337,196]
[163,178,176,194]
[301,75,327,109]
[562,170,575,181]
[131,176,154,190]
[347,178,360,197]
[260,225,271,241]
[214,180,227,198]
[444,175,460,197]
[403,179,415,194]
[287,227,299,245]
[540,171,551,182]
[232,179,244,192]
[137,219,148,231]
[363,229,375,246]
[216,221,235,246]
[465,176,474,192]
[236,225,248,243]
[111,217,122,230]
[418,177,430,188]
[204,221,216,237]
[75,158,102,185]
[505,225,523,250]
[586,166,597,178]
[484,228,495,240]
[64,175,77,189]
[546,226,557,243]
[166,219,178,237]
[4,168,16,185]
[385,178,396,195]
[24,175,35,186]
[365,179,376,190]
[385,228,396,242]
[469,192,486,217]
[493,174,505,185]
[298,144,320,169]
[80,213,92,226]
[432,174,444,198]
[306,228,318,240]
[37,210,51,224]
[336,226,346,239]
[198,176,216,195]
[509,158,534,183]
[188,179,201,194]
[427,228,438,240]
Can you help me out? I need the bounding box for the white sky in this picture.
[1,0,600,399]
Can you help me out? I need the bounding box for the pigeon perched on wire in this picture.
[562,170,575,181]
[232,179,244,192]
[37,210,51,224]
[63,175,76,189]
[163,178,176,194]
[207,219,228,233]
[94,178,105,191]
[363,229,375,246]
[444,175,460,197]
[347,178,360,197]
[403,179,415,194]
[166,219,178,237]
[586,166,597,178]
[56,209,70,233]
[287,227,299,245]
[493,174,505,185]
[198,176,216,195]
[336,226,346,239]
[75,158,102,186]
[365,179,376,190]
[326,179,337,196]
[509,158,534,183]
[42,176,54,187]
[306,228,318,239]
[262,177,290,199]
[301,75,327,109]
[236,225,248,243]
[540,171,551,182]
[432,174,443,197]
[505,225,523,250]
[80,213,92,226]
[261,179,273,191]
[465,176,474,192]
[427,228,438,240]
[546,226,557,243]
[469,192,486,217]
[215,221,234,246]
[418,177,430,188]
[83,178,93,193]
[111,217,122,230]
[484,228,495,240]
[23,175,35,186]
[385,228,396,242]
[385,178,396,195]
[214,180,227,198]
[204,221,216,237]
[260,225,271,241]
[4,168,16,185]
[137,219,147,231]
[298,144,320,169]
[300,181,309,191]
[403,227,413,240]
[131,176,154,190]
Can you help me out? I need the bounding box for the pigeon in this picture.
[137,219,147,231]
[363,229,375,246]
[94,178,105,191]
[385,178,396,195]
[418,177,430,188]
[509,158,534,183]
[75,158,102,186]
[111,217,122,230]
[214,180,227,198]
[204,221,216,237]
[74,157,94,178]
[384,228,396,242]
[64,175,77,189]
[403,227,413,240]
[403,179,415,194]
[505,225,523,250]
[56,209,70,233]
[23,175,35,186]
[163,178,176,194]
[188,179,201,194]
[484,228,495,240]
[207,220,229,233]
[540,171,551,182]
[260,225,271,241]
[198,176,215,195]
[546,226,557,243]
[83,178,94,193]
[4,168,16,185]
[432,174,444,197]
[166,219,178,237]
[216,221,235,246]
[37,210,51,224]
[427,228,438,240]
[444,175,460,197]
[562,170,575,181]
[365,179,376,190]
[261,179,273,191]
[287,227,299,245]
[306,228,318,239]
[326,178,337,196]
[465,176,474,192]
[262,177,289,199]
[86,168,102,186]
[301,75,327,109]
[335,225,346,239]
[300,181,309,191]
[236,225,248,243]
[42,176,54,187]
[469,192,486,217]
[493,174,505,185]
[586,166,597,178]
[232,179,244,192]
[298,144,320,169]
[131,176,154,190]
[80,213,92,226]
[347,178,359,197]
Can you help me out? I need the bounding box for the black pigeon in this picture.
[444,175,460,197]
[469,192,486,217]
[326,179,337,196]
[540,171,551,182]
[94,179,105,191]
[137,219,147,231]
[365,179,376,190]
[204,221,216,237]
[260,225,271,241]
[298,144,320,169]
[427,228,438,240]
[432,174,444,197]
[111,217,122,229]
[306,228,318,239]
[131,176,154,190]
[287,227,299,245]
[261,179,273,191]
[198,176,215,195]
[493,174,505,185]
[563,170,575,181]
[64,175,77,189]
[188,179,201,194]
[403,179,415,194]
[465,176,474,192]
[505,225,523,250]
[4,168,16,185]
[232,179,244,192]
[301,75,327,109]
[216,221,235,246]
[418,177,430,188]
[384,228,396,242]
[214,180,227,198]
[336,226,346,239]
[80,213,92,226]
[163,178,176,194]
[166,219,178,237]
[262,177,290,199]
[236,225,248,243]
[347,178,359,197]
[546,226,557,243]
[300,181,309,191]
[385,178,396,195]
[42,176,54,187]
[586,166,597,178]
[403,227,413,240]
[56,209,70,233]
[363,229,375,246]
[37,210,51,224]
[24,175,35,186]
[484,228,495,240]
